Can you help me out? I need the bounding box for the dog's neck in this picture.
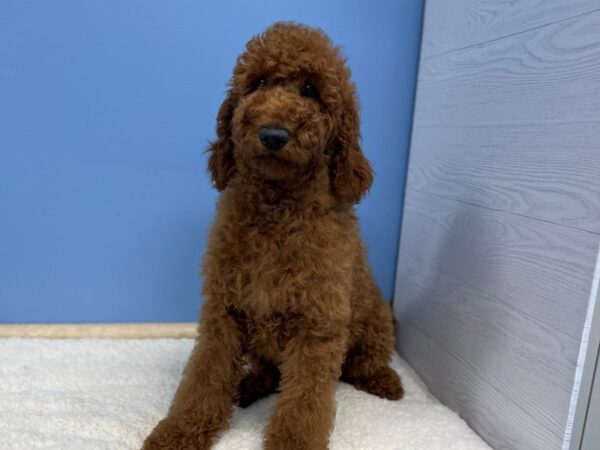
[225,165,337,220]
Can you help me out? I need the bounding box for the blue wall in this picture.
[0,0,423,323]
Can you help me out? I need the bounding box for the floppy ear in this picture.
[330,91,373,204]
[207,91,237,191]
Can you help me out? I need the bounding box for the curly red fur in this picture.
[142,22,403,450]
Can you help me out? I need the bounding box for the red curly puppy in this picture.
[143,22,403,450]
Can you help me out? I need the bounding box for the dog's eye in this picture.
[251,77,268,92]
[300,82,319,99]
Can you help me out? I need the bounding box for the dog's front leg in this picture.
[264,329,348,450]
[142,299,244,450]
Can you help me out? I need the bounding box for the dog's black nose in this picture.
[258,126,289,151]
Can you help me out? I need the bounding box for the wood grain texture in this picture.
[408,122,600,234]
[399,192,597,340]
[564,245,600,450]
[395,2,600,449]
[416,9,600,126]
[397,320,558,450]
[581,347,600,449]
[396,265,577,430]
[422,0,600,58]
[395,192,599,449]
[395,195,600,448]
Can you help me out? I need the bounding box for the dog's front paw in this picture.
[141,416,213,450]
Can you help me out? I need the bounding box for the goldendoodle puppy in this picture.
[143,22,403,450]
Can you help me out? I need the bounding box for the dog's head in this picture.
[207,22,373,204]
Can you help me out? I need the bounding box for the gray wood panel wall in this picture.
[393,1,600,449]
[581,348,600,449]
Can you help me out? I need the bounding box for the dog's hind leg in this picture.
[341,297,404,400]
[234,357,281,408]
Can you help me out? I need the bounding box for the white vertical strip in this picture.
[563,240,600,450]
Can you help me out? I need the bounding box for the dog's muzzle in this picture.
[258,126,290,151]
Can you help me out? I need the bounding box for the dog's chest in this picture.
[244,312,299,361]
[215,217,328,308]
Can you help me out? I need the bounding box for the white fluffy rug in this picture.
[0,339,490,450]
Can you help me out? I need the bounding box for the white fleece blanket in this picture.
[0,339,490,450]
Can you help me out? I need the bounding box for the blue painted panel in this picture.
[0,0,423,323]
